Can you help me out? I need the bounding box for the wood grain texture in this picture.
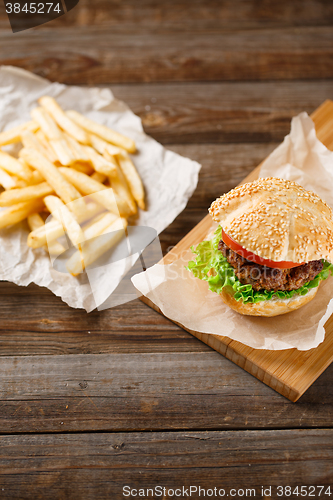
[168,143,279,207]
[3,0,333,31]
[0,430,332,499]
[1,27,333,84]
[0,353,332,433]
[139,100,333,402]
[0,282,200,356]
[111,81,333,144]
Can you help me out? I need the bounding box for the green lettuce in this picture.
[186,226,333,304]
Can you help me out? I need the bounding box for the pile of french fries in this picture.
[0,96,145,276]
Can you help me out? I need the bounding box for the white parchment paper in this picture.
[0,66,201,312]
[132,112,333,350]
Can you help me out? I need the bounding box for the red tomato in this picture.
[221,229,303,269]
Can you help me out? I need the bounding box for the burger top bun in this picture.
[209,177,333,264]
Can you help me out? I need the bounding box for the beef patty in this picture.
[218,240,323,292]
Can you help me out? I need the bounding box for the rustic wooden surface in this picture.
[1,430,332,499]
[0,0,333,498]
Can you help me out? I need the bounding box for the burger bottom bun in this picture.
[220,284,320,317]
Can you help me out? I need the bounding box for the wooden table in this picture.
[0,1,333,498]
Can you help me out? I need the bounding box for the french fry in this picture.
[35,130,58,163]
[27,213,45,231]
[28,218,64,249]
[47,240,67,256]
[20,148,82,205]
[0,121,39,147]
[26,169,45,186]
[105,144,124,156]
[67,110,136,154]
[50,136,74,166]
[0,199,44,230]
[84,145,117,176]
[39,96,89,144]
[13,181,28,189]
[28,201,104,249]
[76,202,107,224]
[89,133,108,155]
[89,133,123,157]
[44,195,84,248]
[0,167,17,189]
[109,171,137,215]
[31,108,74,165]
[83,212,118,240]
[16,166,45,187]
[71,162,94,176]
[64,134,89,162]
[0,182,54,207]
[31,107,61,141]
[81,213,105,232]
[27,213,66,255]
[66,217,128,276]
[59,167,131,216]
[91,172,107,183]
[0,151,32,181]
[104,151,137,215]
[21,130,55,164]
[117,151,145,210]
[91,188,130,217]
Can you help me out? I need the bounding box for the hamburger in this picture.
[187,177,333,317]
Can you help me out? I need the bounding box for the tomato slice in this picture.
[221,229,303,269]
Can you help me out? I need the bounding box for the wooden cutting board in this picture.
[140,100,333,402]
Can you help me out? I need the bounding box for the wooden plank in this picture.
[0,430,332,499]
[139,100,333,402]
[0,80,331,145]
[168,143,278,207]
[111,81,333,144]
[0,353,332,433]
[1,27,333,84]
[0,281,204,356]
[4,0,332,31]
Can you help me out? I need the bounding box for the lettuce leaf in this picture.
[186,226,333,304]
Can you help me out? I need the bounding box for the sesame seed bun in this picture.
[220,284,319,317]
[209,177,333,264]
